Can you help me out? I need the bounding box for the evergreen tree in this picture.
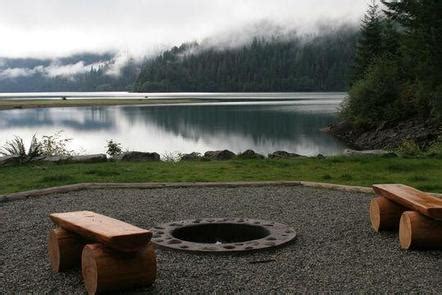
[350,0,384,85]
[382,0,442,119]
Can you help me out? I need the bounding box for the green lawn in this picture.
[1,156,441,195]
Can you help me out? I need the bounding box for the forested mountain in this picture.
[1,26,359,93]
[134,27,359,92]
[0,53,139,92]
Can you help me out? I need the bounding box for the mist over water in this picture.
[0,94,346,156]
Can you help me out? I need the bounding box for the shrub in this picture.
[161,151,182,162]
[0,134,42,162]
[40,130,75,157]
[106,139,123,158]
[341,57,408,128]
[396,139,421,157]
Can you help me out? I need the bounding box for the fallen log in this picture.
[82,243,156,294]
[399,211,442,250]
[369,196,407,231]
[48,227,86,272]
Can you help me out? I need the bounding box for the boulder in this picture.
[237,149,265,160]
[180,152,202,161]
[36,154,108,164]
[0,155,20,166]
[343,149,398,157]
[203,150,236,160]
[38,156,71,163]
[268,151,302,159]
[120,151,160,162]
[71,154,107,163]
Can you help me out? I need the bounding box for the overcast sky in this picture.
[0,0,368,58]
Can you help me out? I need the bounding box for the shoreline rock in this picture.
[0,156,20,166]
[181,152,202,161]
[237,150,265,160]
[343,149,397,157]
[35,154,107,164]
[268,151,303,159]
[327,118,441,150]
[120,151,160,162]
[203,150,236,160]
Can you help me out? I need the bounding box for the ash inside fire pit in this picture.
[150,218,296,252]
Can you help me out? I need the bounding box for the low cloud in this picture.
[0,0,368,59]
[0,66,42,79]
[0,60,108,80]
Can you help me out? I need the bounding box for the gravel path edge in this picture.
[1,181,372,202]
[2,181,440,203]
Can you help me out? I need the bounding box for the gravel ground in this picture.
[1,186,441,294]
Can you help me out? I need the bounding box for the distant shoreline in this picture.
[0,98,200,110]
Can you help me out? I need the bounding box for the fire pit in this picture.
[150,218,296,252]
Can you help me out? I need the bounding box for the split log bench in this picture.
[48,211,156,294]
[370,184,442,250]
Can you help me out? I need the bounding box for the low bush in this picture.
[106,139,123,158]
[0,134,42,163]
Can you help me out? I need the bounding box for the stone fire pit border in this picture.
[1,181,440,203]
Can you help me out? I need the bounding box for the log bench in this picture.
[370,184,442,250]
[48,211,156,294]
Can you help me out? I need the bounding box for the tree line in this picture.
[342,0,442,127]
[134,27,358,92]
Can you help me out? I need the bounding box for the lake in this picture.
[0,92,347,156]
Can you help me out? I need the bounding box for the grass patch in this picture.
[84,169,121,177]
[0,156,441,194]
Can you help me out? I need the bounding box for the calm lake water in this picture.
[0,92,347,156]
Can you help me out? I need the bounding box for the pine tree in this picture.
[382,0,442,119]
[350,0,384,85]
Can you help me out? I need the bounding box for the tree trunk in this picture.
[369,196,407,232]
[399,211,442,250]
[81,243,156,295]
[48,227,86,272]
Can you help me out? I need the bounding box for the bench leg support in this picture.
[370,196,407,232]
[399,211,442,250]
[48,227,86,272]
[82,243,157,295]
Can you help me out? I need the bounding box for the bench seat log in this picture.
[372,184,442,220]
[49,211,152,252]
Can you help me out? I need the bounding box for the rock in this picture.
[38,156,71,163]
[181,152,202,161]
[71,154,107,163]
[237,150,265,160]
[268,151,302,159]
[328,119,441,150]
[343,149,398,157]
[317,154,326,159]
[203,150,236,160]
[0,156,20,166]
[36,154,108,164]
[120,151,160,162]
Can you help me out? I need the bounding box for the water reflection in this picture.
[0,101,346,156]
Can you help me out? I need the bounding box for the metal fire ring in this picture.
[150,218,297,252]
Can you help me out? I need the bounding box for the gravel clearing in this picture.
[1,186,441,294]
